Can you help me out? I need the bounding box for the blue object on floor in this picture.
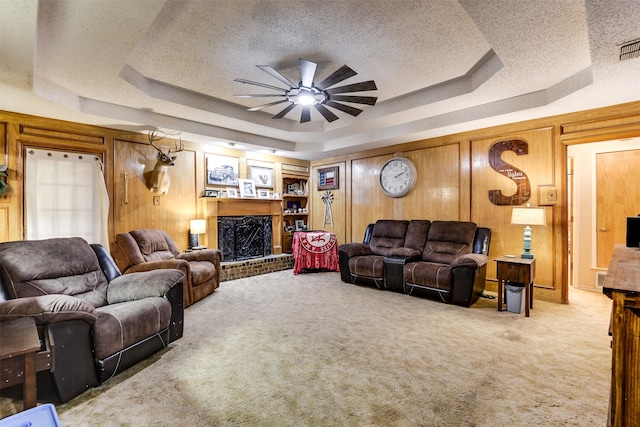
[0,403,61,427]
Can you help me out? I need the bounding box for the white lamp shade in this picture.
[511,206,546,226]
[190,219,207,234]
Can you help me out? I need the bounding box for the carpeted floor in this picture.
[1,270,612,426]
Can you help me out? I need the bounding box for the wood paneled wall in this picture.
[310,100,640,304]
[0,111,309,252]
[4,99,640,304]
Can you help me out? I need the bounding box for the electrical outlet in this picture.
[153,196,160,206]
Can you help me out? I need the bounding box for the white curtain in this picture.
[25,148,109,247]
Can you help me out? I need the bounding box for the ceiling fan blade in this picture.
[330,95,378,105]
[325,80,377,95]
[315,65,357,90]
[272,103,296,119]
[300,105,311,123]
[257,65,297,88]
[299,59,317,88]
[234,78,288,93]
[247,99,289,112]
[234,94,287,98]
[314,104,339,122]
[324,100,363,117]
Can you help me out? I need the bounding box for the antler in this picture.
[147,127,183,154]
[169,135,184,155]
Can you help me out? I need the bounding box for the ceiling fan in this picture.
[234,58,377,123]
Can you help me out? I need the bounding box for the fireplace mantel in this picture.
[201,198,283,255]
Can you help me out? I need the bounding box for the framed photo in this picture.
[318,166,339,190]
[206,154,239,186]
[257,189,270,199]
[239,179,256,198]
[204,189,218,197]
[226,187,238,198]
[249,165,274,188]
[294,219,305,231]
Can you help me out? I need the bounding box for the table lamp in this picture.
[511,205,546,259]
[189,219,207,249]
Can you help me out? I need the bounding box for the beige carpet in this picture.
[1,270,612,426]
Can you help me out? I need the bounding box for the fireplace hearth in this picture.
[218,216,272,261]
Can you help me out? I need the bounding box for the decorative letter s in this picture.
[488,139,531,206]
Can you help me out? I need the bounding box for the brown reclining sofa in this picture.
[338,220,491,307]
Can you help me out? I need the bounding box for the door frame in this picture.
[565,138,640,292]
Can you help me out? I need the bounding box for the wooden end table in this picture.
[0,317,42,410]
[495,256,536,317]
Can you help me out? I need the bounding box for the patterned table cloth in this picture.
[292,231,340,275]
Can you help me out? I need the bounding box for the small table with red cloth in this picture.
[292,231,340,275]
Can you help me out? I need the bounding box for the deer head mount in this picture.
[145,128,184,195]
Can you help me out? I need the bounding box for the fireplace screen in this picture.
[218,216,272,261]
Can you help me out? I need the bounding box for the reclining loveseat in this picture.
[338,220,491,307]
[0,237,184,403]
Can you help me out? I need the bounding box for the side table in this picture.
[0,317,41,410]
[494,256,536,317]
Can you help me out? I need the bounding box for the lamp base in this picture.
[520,251,534,259]
[188,233,199,249]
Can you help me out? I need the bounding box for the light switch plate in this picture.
[538,185,557,205]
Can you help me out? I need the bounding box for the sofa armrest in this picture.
[124,258,190,273]
[338,242,372,257]
[451,253,489,268]
[176,249,222,264]
[0,295,97,324]
[107,269,185,304]
[383,254,420,293]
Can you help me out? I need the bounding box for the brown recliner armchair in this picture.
[0,237,184,403]
[112,229,221,307]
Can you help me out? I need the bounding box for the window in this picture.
[25,148,109,247]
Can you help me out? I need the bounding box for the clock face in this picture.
[379,157,417,197]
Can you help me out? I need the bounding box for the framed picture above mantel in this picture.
[317,166,339,190]
[206,154,239,186]
[249,165,274,188]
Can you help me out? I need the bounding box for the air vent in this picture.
[596,272,607,289]
[619,39,640,61]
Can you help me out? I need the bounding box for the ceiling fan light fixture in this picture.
[287,87,325,106]
[235,58,377,123]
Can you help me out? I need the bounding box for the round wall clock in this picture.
[379,157,417,197]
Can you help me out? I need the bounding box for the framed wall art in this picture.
[206,154,239,186]
[318,166,339,190]
[239,179,256,198]
[249,165,274,188]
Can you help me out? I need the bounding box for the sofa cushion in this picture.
[369,220,410,256]
[404,220,431,252]
[421,221,477,264]
[129,229,175,262]
[349,255,386,279]
[404,262,453,292]
[93,297,171,360]
[0,237,109,307]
